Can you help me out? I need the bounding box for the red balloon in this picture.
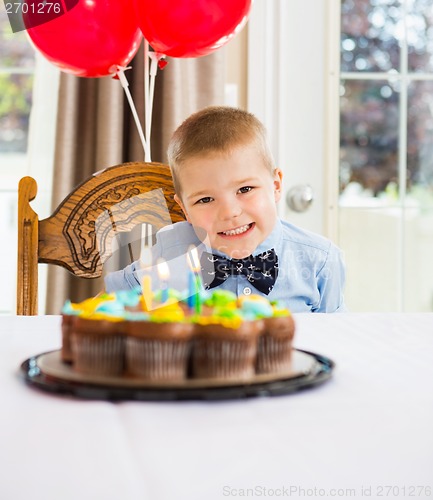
[23,0,143,78]
[133,0,252,58]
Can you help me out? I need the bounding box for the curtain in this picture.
[45,44,225,313]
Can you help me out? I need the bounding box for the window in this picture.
[339,0,433,311]
[0,9,59,314]
[340,0,433,203]
[0,8,34,174]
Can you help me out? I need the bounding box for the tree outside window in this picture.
[340,0,433,205]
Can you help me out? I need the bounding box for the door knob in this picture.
[286,184,314,213]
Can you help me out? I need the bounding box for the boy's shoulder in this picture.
[279,219,335,253]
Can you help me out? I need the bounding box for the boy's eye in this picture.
[238,186,253,194]
[196,196,213,204]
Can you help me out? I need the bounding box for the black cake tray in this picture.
[20,348,334,401]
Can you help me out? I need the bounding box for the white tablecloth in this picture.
[1,313,432,500]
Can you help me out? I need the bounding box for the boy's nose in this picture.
[218,199,242,220]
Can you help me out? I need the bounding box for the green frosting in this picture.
[204,290,237,307]
[214,307,243,320]
[153,288,183,302]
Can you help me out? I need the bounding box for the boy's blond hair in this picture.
[167,106,275,196]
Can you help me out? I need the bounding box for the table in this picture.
[1,313,433,500]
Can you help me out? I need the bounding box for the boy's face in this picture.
[174,143,283,259]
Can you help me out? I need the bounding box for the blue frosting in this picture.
[61,300,80,316]
[241,299,273,318]
[115,289,140,307]
[95,300,125,316]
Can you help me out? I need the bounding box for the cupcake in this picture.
[125,300,194,381]
[60,300,79,363]
[256,303,295,374]
[60,295,110,364]
[69,295,126,376]
[191,291,264,380]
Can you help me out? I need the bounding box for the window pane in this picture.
[341,0,401,72]
[0,8,35,68]
[403,208,433,311]
[408,0,433,72]
[0,192,17,313]
[339,207,401,311]
[0,73,33,154]
[340,79,399,200]
[407,80,433,205]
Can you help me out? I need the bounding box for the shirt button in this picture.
[243,287,252,296]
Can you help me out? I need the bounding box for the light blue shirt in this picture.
[104,219,347,313]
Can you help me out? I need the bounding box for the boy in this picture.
[105,106,346,312]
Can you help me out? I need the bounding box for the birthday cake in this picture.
[61,289,295,382]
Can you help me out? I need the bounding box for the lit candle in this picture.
[187,269,195,309]
[157,258,170,303]
[140,246,153,311]
[187,247,202,314]
[194,274,202,315]
[141,275,152,311]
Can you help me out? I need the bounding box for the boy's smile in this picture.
[174,143,283,259]
[219,222,254,237]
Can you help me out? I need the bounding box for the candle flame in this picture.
[156,258,170,280]
[187,246,200,273]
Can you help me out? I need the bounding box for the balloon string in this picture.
[116,66,149,161]
[145,52,159,163]
[144,40,150,162]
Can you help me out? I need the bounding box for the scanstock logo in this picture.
[4,0,79,33]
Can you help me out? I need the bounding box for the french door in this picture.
[248,0,433,311]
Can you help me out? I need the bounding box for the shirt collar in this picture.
[253,218,283,256]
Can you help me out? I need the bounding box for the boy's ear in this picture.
[174,194,190,222]
[273,168,283,202]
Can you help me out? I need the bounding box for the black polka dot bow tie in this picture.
[200,249,279,295]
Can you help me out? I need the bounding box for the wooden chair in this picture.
[17,161,185,315]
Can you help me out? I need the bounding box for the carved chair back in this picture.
[17,162,185,315]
